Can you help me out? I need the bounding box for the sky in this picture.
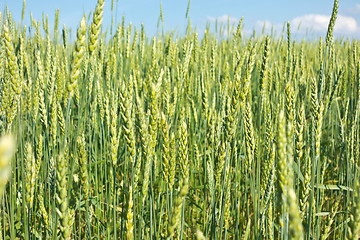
[1,0,360,40]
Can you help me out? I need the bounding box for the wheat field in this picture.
[1,0,360,239]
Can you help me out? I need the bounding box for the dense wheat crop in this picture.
[1,0,360,239]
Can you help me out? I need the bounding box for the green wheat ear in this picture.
[185,0,191,18]
[0,135,15,203]
[21,0,26,22]
[325,0,338,46]
[56,154,71,240]
[89,0,104,56]
[67,16,86,98]
[348,166,360,239]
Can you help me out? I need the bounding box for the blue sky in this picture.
[1,0,360,39]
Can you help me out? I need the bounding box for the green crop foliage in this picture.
[0,0,359,239]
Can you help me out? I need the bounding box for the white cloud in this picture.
[291,14,357,34]
[335,15,358,33]
[207,14,239,25]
